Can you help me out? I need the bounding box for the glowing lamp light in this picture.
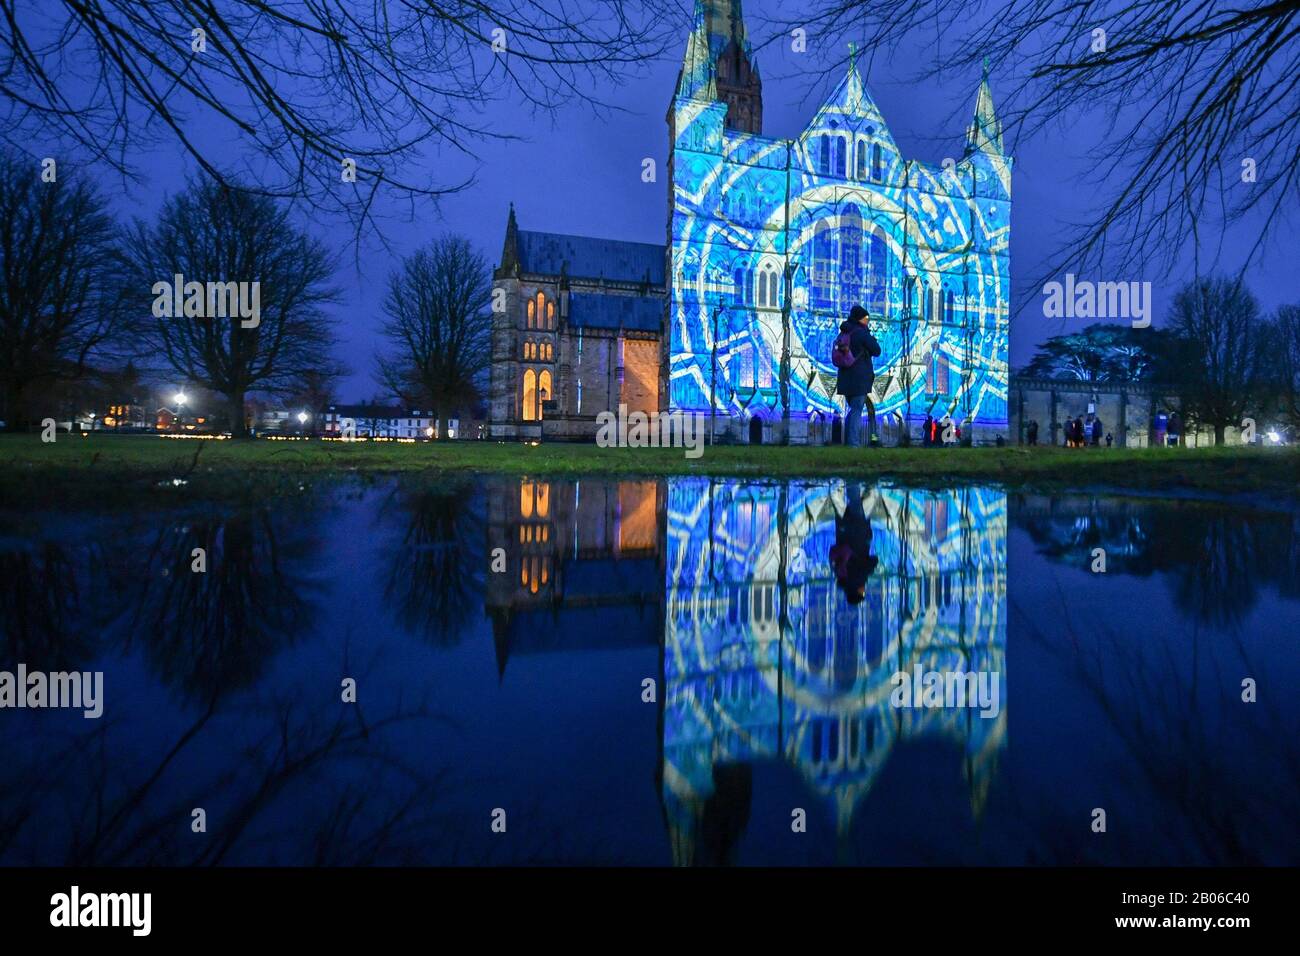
[297,411,309,424]
[425,426,434,437]
[173,392,188,407]
[1266,430,1281,444]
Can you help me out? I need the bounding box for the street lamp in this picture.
[173,391,187,432]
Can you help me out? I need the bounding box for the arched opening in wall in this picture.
[748,415,764,445]
[537,369,553,419]
[522,368,537,421]
[839,205,863,311]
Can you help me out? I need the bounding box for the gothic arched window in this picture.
[839,206,863,310]
[522,368,538,421]
[758,262,780,308]
[867,227,888,312]
[526,299,536,329]
[818,137,831,175]
[872,143,883,182]
[538,369,553,415]
[856,139,867,180]
[945,290,955,326]
[832,137,846,177]
[811,222,837,310]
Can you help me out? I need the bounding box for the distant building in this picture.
[321,404,444,439]
[489,213,667,440]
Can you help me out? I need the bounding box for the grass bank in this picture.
[0,433,1296,506]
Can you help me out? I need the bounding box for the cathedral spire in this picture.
[674,0,717,102]
[672,0,761,133]
[499,202,520,277]
[966,63,1005,155]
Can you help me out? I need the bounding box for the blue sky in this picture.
[65,0,1297,401]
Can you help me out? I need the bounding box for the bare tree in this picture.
[779,0,1300,278]
[286,365,347,434]
[0,151,122,429]
[375,234,492,437]
[0,1,672,233]
[1168,276,1266,445]
[1266,303,1300,432]
[120,176,339,437]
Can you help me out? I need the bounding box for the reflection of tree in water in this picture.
[384,481,484,646]
[0,660,453,865]
[0,541,115,670]
[1011,604,1300,865]
[1017,497,1300,628]
[120,509,322,702]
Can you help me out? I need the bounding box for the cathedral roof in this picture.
[515,229,666,286]
[568,291,663,332]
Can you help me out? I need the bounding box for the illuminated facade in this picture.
[661,478,1008,863]
[667,0,1012,443]
[490,0,1012,443]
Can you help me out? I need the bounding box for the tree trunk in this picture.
[1214,422,1226,446]
[229,390,248,438]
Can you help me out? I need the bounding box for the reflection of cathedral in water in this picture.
[663,480,1006,862]
[484,476,1007,863]
[485,478,664,675]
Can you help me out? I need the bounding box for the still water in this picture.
[1,476,1297,866]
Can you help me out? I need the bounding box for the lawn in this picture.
[0,433,1296,505]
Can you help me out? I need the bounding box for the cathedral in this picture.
[489,0,1011,444]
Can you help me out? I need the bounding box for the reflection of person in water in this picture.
[830,482,879,604]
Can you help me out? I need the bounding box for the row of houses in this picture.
[317,405,481,440]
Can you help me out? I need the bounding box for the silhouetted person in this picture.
[1026,420,1038,446]
[1091,417,1103,446]
[833,305,881,447]
[923,413,934,447]
[830,482,879,605]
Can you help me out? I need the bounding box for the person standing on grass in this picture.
[832,305,882,448]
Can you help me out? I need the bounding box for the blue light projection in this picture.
[668,7,1012,438]
[661,478,1007,862]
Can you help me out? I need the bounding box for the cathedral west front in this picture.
[489,0,1011,444]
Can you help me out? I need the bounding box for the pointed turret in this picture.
[965,62,1004,156]
[499,202,520,277]
[671,0,761,133]
[674,0,717,102]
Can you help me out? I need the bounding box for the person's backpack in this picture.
[831,331,858,369]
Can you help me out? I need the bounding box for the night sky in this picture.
[64,0,1297,401]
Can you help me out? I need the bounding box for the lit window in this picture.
[538,370,552,417]
[522,368,538,421]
